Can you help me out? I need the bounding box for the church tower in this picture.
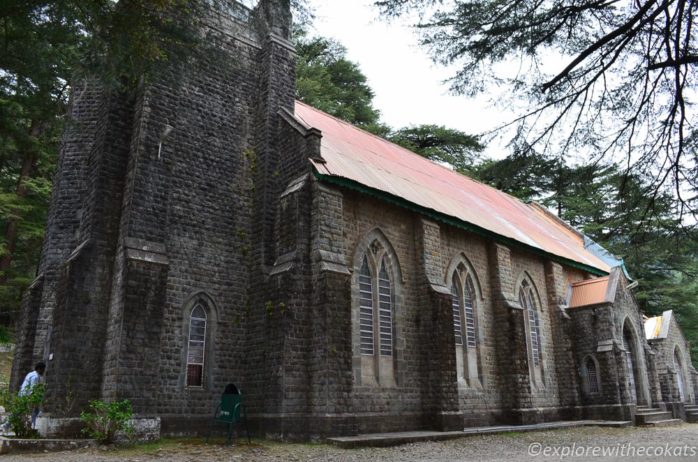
[11,0,297,436]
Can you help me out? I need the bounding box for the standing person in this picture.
[19,362,46,429]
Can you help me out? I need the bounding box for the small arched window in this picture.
[622,321,638,403]
[186,304,207,387]
[585,357,600,394]
[353,236,398,386]
[451,263,481,386]
[519,278,544,386]
[674,348,686,402]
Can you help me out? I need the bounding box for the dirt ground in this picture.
[5,423,698,462]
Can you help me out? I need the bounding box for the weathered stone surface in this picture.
[10,0,697,441]
[647,310,696,421]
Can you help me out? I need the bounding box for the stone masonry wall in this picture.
[341,190,425,432]
[332,188,599,430]
[568,304,627,419]
[650,315,696,404]
[415,219,460,431]
[11,80,104,392]
[545,262,579,410]
[510,250,562,411]
[9,277,43,391]
[42,86,134,414]
[439,225,500,425]
[612,275,655,406]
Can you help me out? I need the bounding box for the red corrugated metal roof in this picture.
[294,101,610,274]
[568,277,611,308]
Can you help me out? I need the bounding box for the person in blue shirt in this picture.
[19,362,45,429]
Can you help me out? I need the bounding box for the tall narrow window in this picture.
[187,304,207,387]
[519,279,543,386]
[450,263,481,386]
[451,282,463,346]
[586,357,600,394]
[378,259,393,356]
[354,235,398,386]
[674,349,686,402]
[622,321,638,403]
[463,276,477,349]
[359,257,374,355]
[528,309,541,366]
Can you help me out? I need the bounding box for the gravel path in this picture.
[6,424,698,461]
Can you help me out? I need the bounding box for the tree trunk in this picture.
[0,120,41,284]
[556,166,563,217]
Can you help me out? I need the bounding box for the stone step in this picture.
[641,419,683,427]
[635,411,673,425]
[327,421,633,448]
[636,406,654,411]
[595,420,633,428]
[0,437,96,455]
[686,411,698,423]
[684,406,698,412]
[635,407,662,414]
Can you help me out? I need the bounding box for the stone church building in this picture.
[11,0,697,438]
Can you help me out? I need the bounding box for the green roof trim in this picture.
[313,171,609,277]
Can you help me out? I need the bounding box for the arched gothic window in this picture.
[354,236,397,386]
[622,320,638,403]
[451,263,481,386]
[519,278,544,386]
[186,304,207,387]
[674,348,686,402]
[584,356,600,394]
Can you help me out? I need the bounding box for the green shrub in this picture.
[0,325,11,344]
[6,383,44,438]
[80,399,134,444]
[0,386,12,408]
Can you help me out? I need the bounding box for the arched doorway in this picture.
[674,347,686,402]
[622,320,644,404]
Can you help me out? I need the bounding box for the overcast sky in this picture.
[304,0,512,158]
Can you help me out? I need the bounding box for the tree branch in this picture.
[542,0,664,91]
[648,54,698,69]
